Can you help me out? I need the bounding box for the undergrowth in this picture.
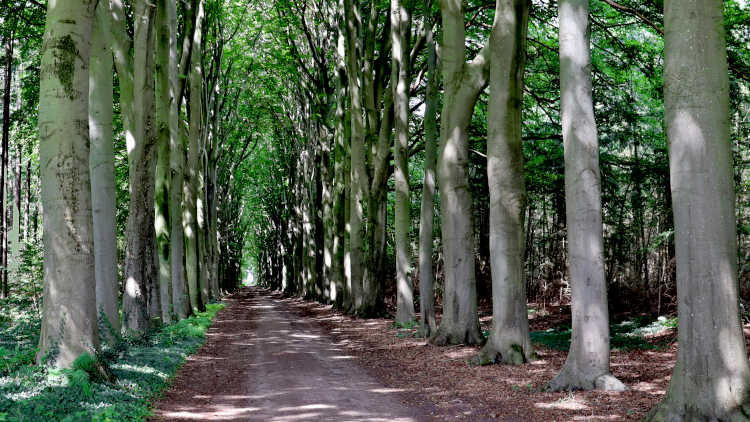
[0,297,224,422]
[530,316,677,352]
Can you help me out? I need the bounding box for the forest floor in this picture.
[283,293,678,422]
[150,287,686,421]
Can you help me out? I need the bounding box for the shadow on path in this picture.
[150,287,427,421]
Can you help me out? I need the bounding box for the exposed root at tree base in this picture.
[644,401,750,422]
[547,371,627,392]
[472,342,530,366]
[428,326,485,347]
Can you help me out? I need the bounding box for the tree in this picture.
[548,0,625,391]
[645,0,750,419]
[343,0,366,314]
[476,0,533,365]
[184,0,206,313]
[392,0,415,325]
[170,0,194,320]
[430,0,488,346]
[122,0,160,332]
[36,0,97,366]
[155,0,174,324]
[417,14,438,338]
[89,1,119,338]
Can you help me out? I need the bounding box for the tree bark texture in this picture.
[184,0,205,313]
[155,0,173,323]
[548,0,625,391]
[392,0,415,325]
[430,0,488,346]
[123,0,160,333]
[477,0,533,366]
[645,0,750,419]
[418,21,438,338]
[37,0,97,366]
[169,0,189,320]
[343,0,364,313]
[89,3,120,339]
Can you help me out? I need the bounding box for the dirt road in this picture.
[151,287,428,421]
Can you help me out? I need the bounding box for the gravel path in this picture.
[151,287,427,422]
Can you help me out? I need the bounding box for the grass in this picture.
[530,315,677,352]
[0,297,224,422]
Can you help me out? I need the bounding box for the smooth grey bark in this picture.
[343,0,364,313]
[90,3,120,339]
[430,0,488,346]
[155,0,173,324]
[360,90,393,317]
[170,0,190,320]
[645,0,750,419]
[548,0,625,391]
[37,0,97,366]
[477,0,533,366]
[330,9,348,307]
[123,0,160,333]
[417,22,438,338]
[197,150,210,305]
[184,0,205,313]
[392,0,415,325]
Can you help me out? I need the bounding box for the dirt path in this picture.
[151,287,429,422]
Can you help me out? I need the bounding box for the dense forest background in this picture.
[247,0,750,318]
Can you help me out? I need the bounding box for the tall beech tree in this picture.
[417,15,438,338]
[37,0,97,366]
[392,0,415,325]
[430,0,488,346]
[184,0,206,313]
[476,0,533,365]
[548,0,626,391]
[645,0,750,419]
[89,2,119,337]
[122,0,160,332]
[155,0,173,323]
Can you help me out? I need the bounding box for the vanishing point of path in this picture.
[151,287,428,422]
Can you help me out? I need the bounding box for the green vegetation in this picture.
[0,299,223,422]
[530,316,677,352]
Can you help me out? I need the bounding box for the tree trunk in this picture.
[37,0,97,366]
[155,0,173,324]
[197,145,210,305]
[123,0,160,333]
[184,0,205,313]
[645,0,750,419]
[90,4,120,339]
[359,90,392,317]
[392,0,415,325]
[1,35,12,299]
[548,0,625,391]
[418,21,438,338]
[24,159,29,242]
[477,0,533,366]
[170,0,189,320]
[430,0,488,346]
[331,11,348,308]
[344,0,364,313]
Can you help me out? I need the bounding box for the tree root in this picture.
[547,371,627,392]
[644,400,750,422]
[470,342,529,366]
[428,325,485,346]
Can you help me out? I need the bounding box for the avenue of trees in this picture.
[246,0,750,419]
[0,0,749,419]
